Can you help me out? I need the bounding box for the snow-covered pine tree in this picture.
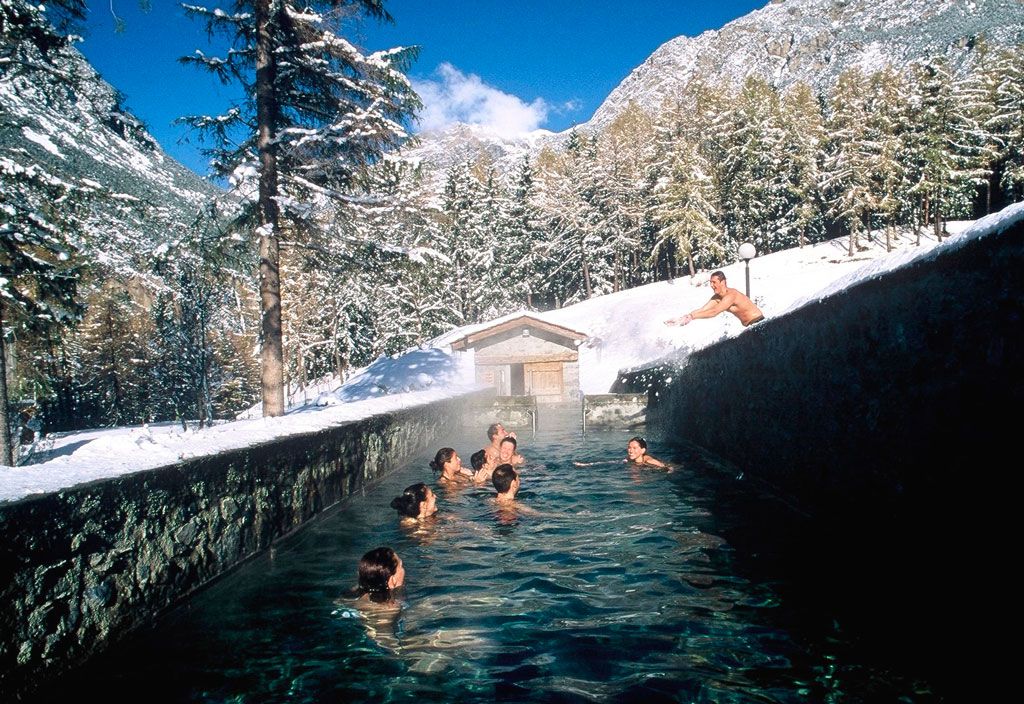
[74,284,153,427]
[987,44,1024,203]
[904,58,975,240]
[148,201,254,426]
[0,157,85,464]
[438,160,479,324]
[864,67,909,252]
[358,154,455,347]
[467,163,507,321]
[500,156,546,309]
[594,102,656,291]
[179,0,419,417]
[648,81,730,275]
[717,77,789,254]
[651,137,722,279]
[535,132,614,305]
[822,68,876,256]
[953,39,1004,216]
[779,82,826,248]
[1,0,94,462]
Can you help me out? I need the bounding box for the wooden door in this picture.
[525,362,563,401]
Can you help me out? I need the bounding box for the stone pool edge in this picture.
[0,391,489,700]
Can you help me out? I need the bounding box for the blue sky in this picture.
[78,1,766,177]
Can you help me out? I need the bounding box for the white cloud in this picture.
[412,63,549,138]
[557,99,583,114]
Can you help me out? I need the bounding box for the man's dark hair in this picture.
[492,464,517,493]
[500,436,517,450]
[711,270,726,282]
[471,449,487,471]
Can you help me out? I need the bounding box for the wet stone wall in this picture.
[0,397,470,700]
[583,394,647,429]
[617,217,1021,691]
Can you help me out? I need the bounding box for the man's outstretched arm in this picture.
[665,296,728,326]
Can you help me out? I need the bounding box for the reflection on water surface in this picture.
[42,427,944,703]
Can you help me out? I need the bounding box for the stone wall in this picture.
[583,394,647,429]
[462,395,538,431]
[614,218,1021,689]
[624,218,1022,512]
[0,396,471,700]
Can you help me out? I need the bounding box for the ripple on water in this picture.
[40,429,938,703]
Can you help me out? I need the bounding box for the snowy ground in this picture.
[433,223,975,394]
[4,204,1021,504]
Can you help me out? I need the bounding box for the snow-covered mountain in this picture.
[402,123,556,183]
[1,11,224,265]
[589,0,1024,132]
[411,0,1024,173]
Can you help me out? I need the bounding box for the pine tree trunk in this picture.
[799,225,806,249]
[915,219,921,246]
[235,288,247,333]
[297,347,308,400]
[580,234,592,298]
[105,306,125,425]
[933,196,942,242]
[256,0,285,417]
[0,301,13,466]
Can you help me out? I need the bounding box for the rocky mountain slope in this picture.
[1,10,225,273]
[409,0,1024,175]
[590,0,1024,132]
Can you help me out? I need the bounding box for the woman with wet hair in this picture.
[626,436,668,469]
[390,482,438,522]
[429,447,472,483]
[355,546,405,605]
[572,436,670,470]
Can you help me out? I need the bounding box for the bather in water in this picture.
[572,436,671,471]
[390,482,438,524]
[429,447,474,485]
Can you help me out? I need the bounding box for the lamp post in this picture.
[738,242,756,298]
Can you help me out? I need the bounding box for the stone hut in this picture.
[450,315,588,403]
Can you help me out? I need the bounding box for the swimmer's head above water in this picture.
[499,436,518,461]
[626,437,649,463]
[357,546,405,603]
[471,449,488,471]
[487,422,515,443]
[625,436,668,469]
[429,447,462,479]
[390,482,437,521]
[492,463,519,499]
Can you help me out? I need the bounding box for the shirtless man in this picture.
[665,271,765,327]
[484,422,516,467]
[492,464,521,504]
[498,436,525,467]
